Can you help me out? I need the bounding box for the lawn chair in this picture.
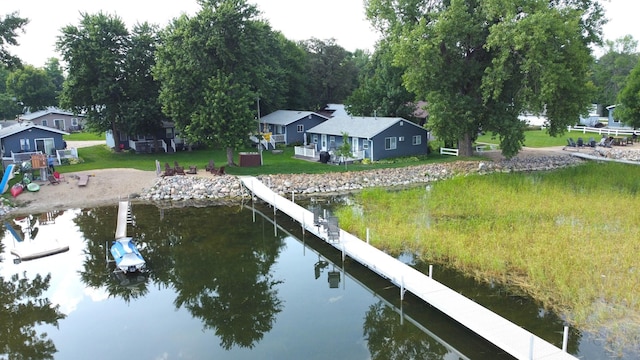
[214,166,225,176]
[186,165,197,174]
[563,138,578,150]
[163,163,175,177]
[576,137,584,147]
[174,165,186,175]
[587,137,596,147]
[47,175,60,185]
[205,160,216,173]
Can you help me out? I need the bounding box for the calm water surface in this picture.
[0,202,624,359]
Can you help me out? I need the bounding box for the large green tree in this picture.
[366,0,605,158]
[591,35,639,111]
[614,60,640,128]
[155,0,287,164]
[120,22,166,149]
[345,40,416,120]
[56,12,129,145]
[0,12,29,69]
[302,38,360,108]
[0,65,22,119]
[6,65,57,111]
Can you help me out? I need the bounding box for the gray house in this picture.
[19,107,85,132]
[258,110,330,147]
[306,116,428,161]
[0,122,69,161]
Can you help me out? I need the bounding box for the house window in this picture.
[297,124,304,133]
[385,137,397,150]
[20,138,30,151]
[71,118,78,126]
[412,135,422,145]
[53,119,64,130]
[363,142,369,150]
[166,127,174,139]
[399,136,405,142]
[313,135,318,143]
[42,120,48,127]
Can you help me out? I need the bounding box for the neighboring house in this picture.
[316,104,349,118]
[106,121,186,153]
[306,116,428,161]
[0,122,69,165]
[258,110,330,147]
[605,105,632,129]
[19,107,85,132]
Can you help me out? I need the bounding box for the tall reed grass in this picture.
[336,161,640,351]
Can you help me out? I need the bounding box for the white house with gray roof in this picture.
[306,116,428,161]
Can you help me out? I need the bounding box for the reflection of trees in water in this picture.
[0,272,66,359]
[364,302,447,360]
[75,204,286,350]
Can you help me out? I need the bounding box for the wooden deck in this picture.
[240,176,577,360]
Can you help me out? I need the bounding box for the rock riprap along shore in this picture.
[141,155,584,203]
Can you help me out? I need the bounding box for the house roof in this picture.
[0,122,70,139]
[19,107,83,121]
[260,110,328,126]
[307,116,424,139]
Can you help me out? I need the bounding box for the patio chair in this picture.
[186,165,197,174]
[576,137,584,147]
[163,163,175,177]
[47,175,60,185]
[215,166,225,176]
[563,138,578,150]
[174,165,186,175]
[205,159,216,173]
[587,137,596,147]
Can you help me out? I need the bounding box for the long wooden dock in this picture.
[240,176,577,360]
[115,200,131,240]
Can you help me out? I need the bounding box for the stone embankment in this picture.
[140,155,584,203]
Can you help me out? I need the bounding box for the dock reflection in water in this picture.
[0,203,623,359]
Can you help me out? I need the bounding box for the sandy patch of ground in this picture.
[8,169,160,216]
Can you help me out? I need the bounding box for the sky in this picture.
[3,0,639,69]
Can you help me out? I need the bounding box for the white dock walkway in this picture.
[240,176,577,360]
[115,201,130,240]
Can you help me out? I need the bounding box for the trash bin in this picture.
[319,151,330,164]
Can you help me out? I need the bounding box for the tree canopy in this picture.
[615,60,640,129]
[0,12,29,69]
[591,35,639,111]
[155,0,303,164]
[366,0,605,158]
[6,64,57,112]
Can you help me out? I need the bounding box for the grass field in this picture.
[336,161,640,352]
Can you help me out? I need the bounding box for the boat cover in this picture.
[110,237,145,272]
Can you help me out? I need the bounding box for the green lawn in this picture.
[476,129,568,148]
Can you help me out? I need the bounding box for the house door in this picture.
[35,138,55,156]
[321,134,327,151]
[351,137,359,153]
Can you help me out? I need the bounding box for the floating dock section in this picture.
[115,200,132,240]
[240,176,577,360]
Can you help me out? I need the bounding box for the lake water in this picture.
[0,201,626,359]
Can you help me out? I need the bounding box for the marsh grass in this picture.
[336,161,640,349]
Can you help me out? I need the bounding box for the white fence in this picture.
[56,148,79,164]
[439,147,459,156]
[567,125,637,137]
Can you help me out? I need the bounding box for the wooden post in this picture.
[429,265,433,278]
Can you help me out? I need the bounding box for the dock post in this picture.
[529,335,534,360]
[400,276,406,301]
[341,244,345,262]
[429,265,433,278]
[562,326,569,352]
[366,228,370,244]
[273,193,277,216]
[301,211,305,234]
[292,191,295,203]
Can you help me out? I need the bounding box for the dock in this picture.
[115,200,132,240]
[240,176,577,360]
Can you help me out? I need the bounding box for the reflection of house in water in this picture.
[6,212,69,262]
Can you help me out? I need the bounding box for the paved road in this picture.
[66,140,105,149]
